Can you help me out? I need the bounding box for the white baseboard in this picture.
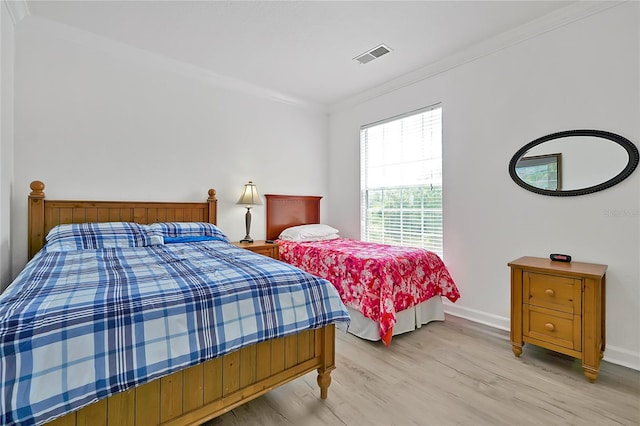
[600,344,640,371]
[443,304,640,372]
[443,303,511,332]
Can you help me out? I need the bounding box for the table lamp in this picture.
[236,181,262,243]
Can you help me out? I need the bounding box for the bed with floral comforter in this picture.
[277,238,460,346]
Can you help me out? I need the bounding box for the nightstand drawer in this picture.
[250,246,278,259]
[524,272,581,314]
[232,241,280,260]
[524,305,581,351]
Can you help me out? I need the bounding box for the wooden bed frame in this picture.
[265,194,322,241]
[26,181,336,426]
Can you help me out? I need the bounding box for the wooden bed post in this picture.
[207,189,217,225]
[28,180,46,259]
[317,324,336,399]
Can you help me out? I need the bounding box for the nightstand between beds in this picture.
[232,240,280,260]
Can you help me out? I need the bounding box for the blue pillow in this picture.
[149,222,229,243]
[163,236,227,244]
[45,222,164,252]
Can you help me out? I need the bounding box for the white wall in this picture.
[0,1,16,290]
[329,3,640,369]
[11,16,329,277]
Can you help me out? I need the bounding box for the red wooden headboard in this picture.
[265,194,322,240]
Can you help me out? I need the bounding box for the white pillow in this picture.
[299,234,340,242]
[279,224,339,242]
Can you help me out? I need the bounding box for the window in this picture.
[360,105,443,256]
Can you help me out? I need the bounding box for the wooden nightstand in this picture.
[508,256,607,382]
[232,240,280,260]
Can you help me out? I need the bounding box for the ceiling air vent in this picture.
[353,44,392,65]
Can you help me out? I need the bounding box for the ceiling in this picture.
[25,1,576,107]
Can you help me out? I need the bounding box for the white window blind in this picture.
[360,105,443,257]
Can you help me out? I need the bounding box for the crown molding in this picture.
[329,1,627,114]
[3,0,30,24]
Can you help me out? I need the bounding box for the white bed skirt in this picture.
[337,296,445,341]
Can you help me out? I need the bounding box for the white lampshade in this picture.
[237,181,263,206]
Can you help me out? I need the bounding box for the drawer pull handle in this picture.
[545,289,555,297]
[544,323,555,331]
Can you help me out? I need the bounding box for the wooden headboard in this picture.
[27,180,218,259]
[265,194,321,240]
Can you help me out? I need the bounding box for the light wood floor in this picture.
[205,315,640,426]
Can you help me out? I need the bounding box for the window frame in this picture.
[360,104,443,256]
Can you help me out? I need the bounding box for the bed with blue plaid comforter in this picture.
[0,241,350,425]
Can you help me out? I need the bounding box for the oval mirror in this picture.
[509,130,639,196]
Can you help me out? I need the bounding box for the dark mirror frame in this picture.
[509,129,639,197]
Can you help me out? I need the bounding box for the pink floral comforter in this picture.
[277,238,460,346]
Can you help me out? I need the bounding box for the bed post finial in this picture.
[30,180,45,198]
[28,181,46,259]
[207,188,218,226]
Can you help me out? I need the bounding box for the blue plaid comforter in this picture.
[0,241,350,425]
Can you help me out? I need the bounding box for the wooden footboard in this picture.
[47,325,336,426]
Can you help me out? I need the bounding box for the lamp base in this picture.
[240,206,254,244]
